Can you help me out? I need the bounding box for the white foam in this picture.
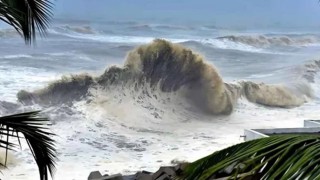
[3,72,320,179]
[2,54,33,59]
[0,65,58,102]
[3,94,320,180]
[310,73,320,100]
[49,29,188,44]
[198,38,263,52]
[48,28,277,53]
[247,73,274,79]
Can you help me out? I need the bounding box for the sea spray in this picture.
[17,40,314,115]
[124,39,235,114]
[18,74,94,106]
[240,81,307,108]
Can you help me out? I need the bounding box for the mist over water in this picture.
[1,1,320,179]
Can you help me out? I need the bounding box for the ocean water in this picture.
[1,19,320,179]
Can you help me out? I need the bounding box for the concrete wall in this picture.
[244,129,269,141]
[244,126,320,141]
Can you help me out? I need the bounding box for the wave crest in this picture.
[301,60,320,83]
[240,81,306,107]
[18,74,94,106]
[56,25,97,34]
[218,35,319,47]
[124,39,235,114]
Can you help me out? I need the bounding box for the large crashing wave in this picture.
[124,40,238,114]
[301,60,320,83]
[17,39,310,115]
[218,35,319,47]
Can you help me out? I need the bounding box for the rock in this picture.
[141,170,152,174]
[101,173,123,180]
[88,166,183,180]
[88,171,102,180]
[152,167,175,179]
[155,174,170,180]
[122,174,135,180]
[174,163,188,175]
[135,171,153,180]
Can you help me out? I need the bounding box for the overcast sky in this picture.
[53,0,320,28]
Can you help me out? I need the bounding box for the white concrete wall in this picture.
[244,129,268,141]
[244,127,320,141]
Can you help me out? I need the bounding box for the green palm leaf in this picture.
[179,135,320,180]
[0,111,57,180]
[0,0,53,44]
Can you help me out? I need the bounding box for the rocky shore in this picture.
[88,164,186,180]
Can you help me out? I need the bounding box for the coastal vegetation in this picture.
[179,135,320,179]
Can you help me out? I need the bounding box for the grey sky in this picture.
[53,0,320,28]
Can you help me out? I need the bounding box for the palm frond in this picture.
[179,135,320,180]
[0,111,57,180]
[0,0,53,44]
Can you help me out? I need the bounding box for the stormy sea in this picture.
[1,19,320,179]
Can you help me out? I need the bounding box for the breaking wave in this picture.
[218,35,320,47]
[54,25,98,34]
[301,60,320,83]
[127,24,153,31]
[17,40,314,115]
[127,24,193,32]
[182,39,263,53]
[44,26,264,52]
[46,24,320,53]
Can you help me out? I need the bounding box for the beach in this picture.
[1,19,320,179]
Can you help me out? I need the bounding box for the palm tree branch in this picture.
[0,111,57,180]
[0,0,53,44]
[179,135,320,180]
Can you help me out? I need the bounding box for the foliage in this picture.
[180,135,320,180]
[0,0,53,44]
[0,111,57,180]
